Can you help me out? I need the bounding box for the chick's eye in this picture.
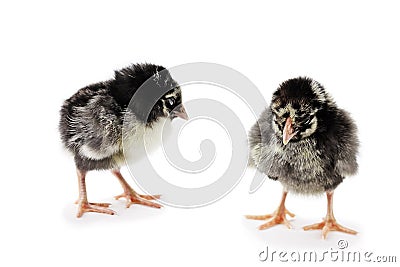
[167,98,175,106]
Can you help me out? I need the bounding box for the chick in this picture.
[246,77,359,239]
[59,63,188,217]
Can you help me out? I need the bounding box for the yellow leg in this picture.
[246,190,295,230]
[76,169,115,218]
[303,191,357,239]
[112,169,162,209]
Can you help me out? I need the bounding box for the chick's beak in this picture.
[283,117,297,145]
[171,104,189,120]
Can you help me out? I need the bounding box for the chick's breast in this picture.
[249,107,358,195]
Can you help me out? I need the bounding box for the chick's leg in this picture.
[76,169,115,218]
[303,191,357,239]
[112,169,162,209]
[246,190,295,230]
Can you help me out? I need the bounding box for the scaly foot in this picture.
[303,218,357,239]
[115,190,162,209]
[246,208,295,230]
[76,201,115,218]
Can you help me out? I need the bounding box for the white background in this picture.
[1,0,399,266]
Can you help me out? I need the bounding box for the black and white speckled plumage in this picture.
[249,77,359,195]
[59,63,184,171]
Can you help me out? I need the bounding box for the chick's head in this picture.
[158,86,188,121]
[113,63,188,124]
[270,77,332,145]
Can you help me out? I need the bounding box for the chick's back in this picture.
[59,82,124,168]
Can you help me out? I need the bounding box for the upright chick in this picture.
[246,77,359,239]
[59,63,188,217]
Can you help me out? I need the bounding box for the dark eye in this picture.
[167,98,175,106]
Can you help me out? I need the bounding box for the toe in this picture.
[135,198,163,209]
[303,222,325,231]
[335,223,358,235]
[286,209,295,218]
[114,194,125,200]
[139,194,161,200]
[89,202,111,207]
[259,220,276,230]
[245,214,273,220]
[322,225,330,239]
[283,218,293,229]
